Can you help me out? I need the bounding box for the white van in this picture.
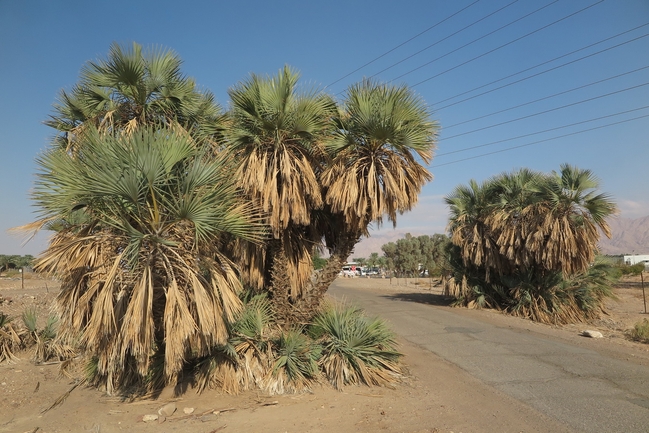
[339,265,357,277]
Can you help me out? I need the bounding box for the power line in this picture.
[436,105,649,157]
[439,81,649,141]
[431,114,649,168]
[386,0,559,82]
[326,0,481,88]
[436,31,649,111]
[410,0,605,88]
[443,66,649,130]
[367,0,526,79]
[434,22,649,107]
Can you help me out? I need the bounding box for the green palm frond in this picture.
[310,303,401,389]
[46,42,225,150]
[271,329,320,391]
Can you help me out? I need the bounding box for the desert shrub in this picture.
[629,319,649,344]
[310,304,402,389]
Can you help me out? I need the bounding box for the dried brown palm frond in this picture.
[0,313,25,363]
[195,352,242,395]
[323,148,432,234]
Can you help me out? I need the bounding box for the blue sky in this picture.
[1,0,648,257]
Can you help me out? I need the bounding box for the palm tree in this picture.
[445,179,505,281]
[307,80,438,304]
[484,168,545,276]
[323,80,438,233]
[444,165,618,323]
[527,164,617,275]
[224,66,337,305]
[31,126,262,393]
[225,77,437,322]
[46,42,224,151]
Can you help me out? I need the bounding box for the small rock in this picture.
[142,414,159,422]
[200,414,218,422]
[158,402,177,417]
[158,415,166,424]
[581,330,604,338]
[183,407,195,414]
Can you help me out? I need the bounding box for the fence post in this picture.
[642,271,646,314]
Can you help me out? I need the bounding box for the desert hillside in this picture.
[599,215,649,255]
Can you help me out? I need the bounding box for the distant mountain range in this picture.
[598,215,649,255]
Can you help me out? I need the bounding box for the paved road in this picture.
[330,281,649,433]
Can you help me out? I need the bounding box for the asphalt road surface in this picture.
[329,280,649,433]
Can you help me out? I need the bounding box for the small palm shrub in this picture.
[195,294,275,394]
[196,298,403,394]
[310,304,402,389]
[629,319,649,344]
[21,308,75,363]
[268,329,320,394]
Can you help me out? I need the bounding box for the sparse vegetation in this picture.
[617,263,646,276]
[629,319,649,344]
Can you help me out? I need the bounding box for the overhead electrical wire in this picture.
[386,0,559,82]
[433,22,649,107]
[322,1,647,173]
[443,65,649,130]
[431,114,649,168]
[410,0,605,88]
[435,32,649,110]
[436,105,649,157]
[326,0,481,87]
[439,81,649,141]
[366,0,527,79]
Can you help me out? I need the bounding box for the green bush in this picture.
[618,263,646,276]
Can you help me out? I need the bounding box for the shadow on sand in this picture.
[382,292,455,307]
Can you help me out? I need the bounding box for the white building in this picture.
[624,255,649,266]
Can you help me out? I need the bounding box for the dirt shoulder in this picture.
[1,274,647,433]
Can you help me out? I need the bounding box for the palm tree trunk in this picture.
[268,230,359,327]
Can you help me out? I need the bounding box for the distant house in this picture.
[624,255,649,267]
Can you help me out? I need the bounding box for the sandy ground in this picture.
[1,273,648,433]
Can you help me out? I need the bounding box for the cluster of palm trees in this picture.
[27,42,437,392]
[444,166,618,324]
